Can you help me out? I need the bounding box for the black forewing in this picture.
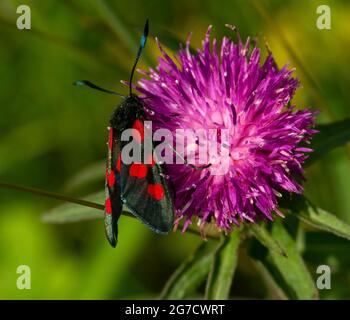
[119,143,174,234]
[105,128,123,247]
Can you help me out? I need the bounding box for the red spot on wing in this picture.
[147,184,165,201]
[108,127,113,150]
[130,163,148,179]
[105,198,112,215]
[116,154,121,172]
[132,119,144,143]
[107,171,115,187]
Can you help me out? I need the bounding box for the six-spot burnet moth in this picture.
[75,20,175,247]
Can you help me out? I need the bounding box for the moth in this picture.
[75,20,174,247]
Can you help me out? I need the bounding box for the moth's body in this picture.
[105,94,174,247]
[76,20,175,247]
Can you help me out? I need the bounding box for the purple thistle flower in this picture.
[137,25,317,233]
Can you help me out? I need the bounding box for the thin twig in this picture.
[0,181,220,239]
[0,181,104,210]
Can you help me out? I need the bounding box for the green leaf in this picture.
[307,119,350,166]
[42,191,105,223]
[205,230,240,300]
[64,160,105,191]
[250,223,286,257]
[285,195,350,241]
[42,190,137,224]
[255,221,318,300]
[253,260,289,300]
[160,241,217,299]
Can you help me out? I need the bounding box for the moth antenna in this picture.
[74,80,126,97]
[129,19,149,96]
[74,80,125,97]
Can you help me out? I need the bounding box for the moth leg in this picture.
[163,142,211,170]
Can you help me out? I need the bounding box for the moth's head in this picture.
[110,94,144,131]
[124,93,141,104]
[123,94,144,112]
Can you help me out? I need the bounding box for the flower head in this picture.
[137,26,317,232]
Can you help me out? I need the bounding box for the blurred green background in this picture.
[0,0,349,299]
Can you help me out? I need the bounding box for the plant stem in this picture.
[0,181,104,210]
[0,181,219,239]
